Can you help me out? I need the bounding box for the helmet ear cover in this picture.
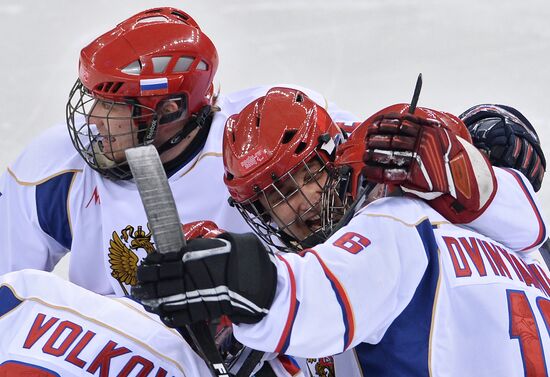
[155,96,187,125]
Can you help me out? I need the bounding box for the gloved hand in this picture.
[362,105,496,223]
[182,220,225,239]
[131,232,277,327]
[469,116,545,192]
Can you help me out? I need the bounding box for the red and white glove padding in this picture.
[182,220,225,240]
[362,105,497,223]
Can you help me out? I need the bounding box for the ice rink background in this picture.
[0,0,548,277]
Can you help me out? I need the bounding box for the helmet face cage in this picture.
[233,150,342,252]
[320,164,356,233]
[67,79,161,180]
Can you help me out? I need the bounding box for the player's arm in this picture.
[0,168,69,273]
[132,201,428,357]
[466,167,547,252]
[232,205,429,357]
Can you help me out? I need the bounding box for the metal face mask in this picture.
[67,80,160,180]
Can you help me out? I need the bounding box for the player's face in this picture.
[259,159,328,242]
[88,99,136,163]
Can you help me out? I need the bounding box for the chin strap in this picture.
[156,105,213,155]
[329,181,376,235]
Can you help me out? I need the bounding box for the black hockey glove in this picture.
[131,232,277,327]
[462,105,546,192]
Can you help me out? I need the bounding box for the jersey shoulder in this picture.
[207,86,277,154]
[218,84,357,122]
[8,123,85,183]
[0,270,210,375]
[357,196,448,227]
[0,270,180,352]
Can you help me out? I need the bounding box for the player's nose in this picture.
[297,180,322,213]
[87,112,105,130]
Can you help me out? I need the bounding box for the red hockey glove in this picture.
[362,106,497,223]
[182,220,225,239]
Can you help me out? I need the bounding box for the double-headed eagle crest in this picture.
[108,224,156,293]
[306,357,335,377]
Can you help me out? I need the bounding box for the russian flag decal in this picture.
[140,78,169,96]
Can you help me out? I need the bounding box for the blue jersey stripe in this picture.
[36,172,75,249]
[280,300,300,354]
[303,249,355,352]
[355,219,440,376]
[0,285,22,317]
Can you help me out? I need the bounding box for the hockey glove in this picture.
[132,232,277,327]
[182,220,225,239]
[468,116,545,192]
[362,109,496,223]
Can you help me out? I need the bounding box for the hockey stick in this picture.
[125,145,230,377]
[409,73,422,114]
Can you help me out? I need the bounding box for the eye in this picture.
[97,101,111,111]
[278,181,296,197]
[303,162,322,184]
[302,174,315,186]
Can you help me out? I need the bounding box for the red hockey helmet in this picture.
[67,7,218,179]
[79,7,217,115]
[223,87,344,250]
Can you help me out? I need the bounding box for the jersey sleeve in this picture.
[0,169,68,274]
[233,199,432,357]
[0,125,84,274]
[297,86,358,124]
[466,167,547,253]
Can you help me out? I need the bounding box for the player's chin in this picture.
[303,220,326,243]
[107,148,132,163]
[305,218,322,233]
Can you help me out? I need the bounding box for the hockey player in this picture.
[132,88,549,376]
[0,269,212,376]
[0,7,356,296]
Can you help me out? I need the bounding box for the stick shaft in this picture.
[125,146,229,377]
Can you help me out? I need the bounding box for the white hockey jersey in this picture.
[0,269,212,376]
[0,85,357,296]
[234,176,549,376]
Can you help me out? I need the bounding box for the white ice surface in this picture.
[0,0,548,278]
